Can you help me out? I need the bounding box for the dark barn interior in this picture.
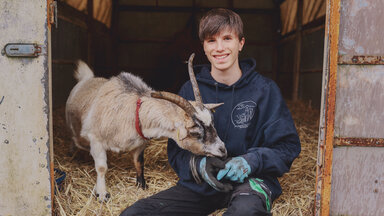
[52,0,325,109]
[52,0,325,215]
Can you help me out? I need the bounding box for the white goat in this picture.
[65,54,226,201]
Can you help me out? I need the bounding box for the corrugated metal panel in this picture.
[0,0,52,215]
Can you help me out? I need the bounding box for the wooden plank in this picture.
[287,0,297,34]
[303,0,315,24]
[330,147,384,215]
[87,0,94,66]
[292,0,303,101]
[117,5,278,14]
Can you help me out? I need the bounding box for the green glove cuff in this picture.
[249,178,271,212]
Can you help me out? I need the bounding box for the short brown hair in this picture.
[199,8,244,41]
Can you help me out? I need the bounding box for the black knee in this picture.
[120,199,152,216]
[225,194,271,216]
[120,203,141,216]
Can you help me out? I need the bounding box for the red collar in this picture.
[135,98,149,140]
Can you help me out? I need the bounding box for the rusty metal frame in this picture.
[314,0,340,215]
[334,137,384,147]
[338,55,384,65]
[47,0,55,214]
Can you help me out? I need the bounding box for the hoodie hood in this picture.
[194,58,258,89]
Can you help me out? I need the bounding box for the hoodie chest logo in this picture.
[231,101,257,128]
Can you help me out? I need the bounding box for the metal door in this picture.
[315,0,384,215]
[0,0,54,215]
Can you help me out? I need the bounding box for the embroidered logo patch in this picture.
[231,101,257,128]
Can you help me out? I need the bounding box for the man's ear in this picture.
[204,103,224,110]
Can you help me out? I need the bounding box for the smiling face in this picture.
[203,28,245,74]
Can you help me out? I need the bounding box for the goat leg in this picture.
[132,146,147,189]
[89,137,110,202]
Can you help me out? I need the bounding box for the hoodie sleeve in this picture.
[242,81,301,178]
[167,82,197,182]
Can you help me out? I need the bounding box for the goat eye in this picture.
[190,132,202,138]
[189,126,203,138]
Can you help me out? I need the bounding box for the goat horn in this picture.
[188,53,203,109]
[151,91,196,116]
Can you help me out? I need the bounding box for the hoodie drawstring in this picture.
[214,82,219,103]
[223,85,236,143]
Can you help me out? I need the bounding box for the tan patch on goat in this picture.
[98,166,106,174]
[185,140,204,155]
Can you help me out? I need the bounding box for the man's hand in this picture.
[216,156,251,183]
[199,157,233,192]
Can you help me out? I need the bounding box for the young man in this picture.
[121,8,300,216]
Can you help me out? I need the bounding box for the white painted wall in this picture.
[0,0,52,215]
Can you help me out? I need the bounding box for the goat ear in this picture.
[189,101,224,110]
[178,127,188,140]
[204,103,224,110]
[174,122,188,140]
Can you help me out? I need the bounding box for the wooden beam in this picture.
[111,0,119,75]
[292,0,303,101]
[87,0,94,67]
[117,5,278,14]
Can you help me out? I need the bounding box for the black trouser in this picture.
[120,182,271,216]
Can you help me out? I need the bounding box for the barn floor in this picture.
[53,100,319,216]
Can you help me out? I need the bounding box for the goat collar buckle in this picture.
[135,98,149,140]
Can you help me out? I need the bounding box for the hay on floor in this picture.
[53,100,319,216]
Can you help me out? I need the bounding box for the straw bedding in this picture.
[53,100,319,216]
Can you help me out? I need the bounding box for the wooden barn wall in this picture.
[116,0,279,93]
[299,28,324,108]
[277,26,324,108]
[52,2,114,108]
[51,18,86,109]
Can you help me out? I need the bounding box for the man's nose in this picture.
[216,40,224,51]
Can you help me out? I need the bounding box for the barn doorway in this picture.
[47,0,325,215]
[51,1,325,215]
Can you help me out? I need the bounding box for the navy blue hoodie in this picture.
[167,58,301,201]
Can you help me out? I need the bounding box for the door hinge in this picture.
[1,43,46,58]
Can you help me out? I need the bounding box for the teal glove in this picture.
[216,156,251,183]
[199,157,233,192]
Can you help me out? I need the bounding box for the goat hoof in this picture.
[136,181,148,190]
[95,192,110,202]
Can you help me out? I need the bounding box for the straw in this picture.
[53,100,319,216]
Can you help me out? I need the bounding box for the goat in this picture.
[65,54,227,201]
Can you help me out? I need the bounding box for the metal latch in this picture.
[1,43,42,57]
